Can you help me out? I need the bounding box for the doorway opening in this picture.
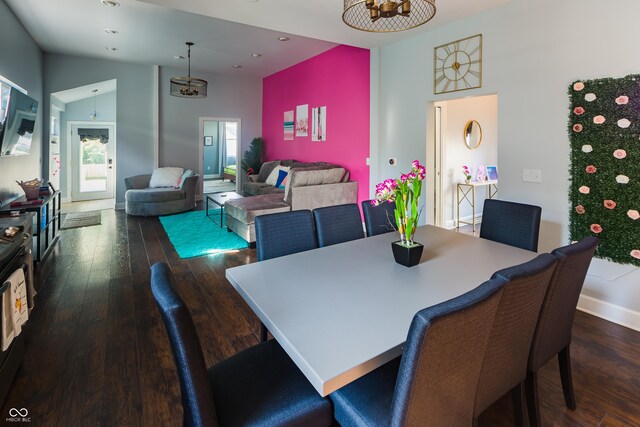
[428,94,498,233]
[50,79,117,213]
[199,118,241,195]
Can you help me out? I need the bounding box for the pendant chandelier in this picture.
[342,0,436,32]
[170,42,208,99]
[89,89,98,121]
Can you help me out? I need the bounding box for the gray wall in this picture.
[0,0,43,206]
[159,66,262,193]
[371,0,640,321]
[59,90,117,200]
[44,53,155,203]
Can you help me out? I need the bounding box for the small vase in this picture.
[391,241,424,267]
[465,178,471,184]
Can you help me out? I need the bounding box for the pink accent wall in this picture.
[262,45,370,208]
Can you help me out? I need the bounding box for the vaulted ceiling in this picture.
[7,0,509,78]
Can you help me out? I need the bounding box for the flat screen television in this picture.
[0,84,38,157]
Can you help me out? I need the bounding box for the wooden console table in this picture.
[0,191,61,266]
[456,181,498,232]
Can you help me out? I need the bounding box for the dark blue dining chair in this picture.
[313,203,364,247]
[255,210,317,261]
[473,253,558,426]
[330,277,507,426]
[150,262,332,427]
[255,209,317,341]
[479,199,542,251]
[361,199,397,237]
[526,236,599,427]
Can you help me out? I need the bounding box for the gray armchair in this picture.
[124,174,199,216]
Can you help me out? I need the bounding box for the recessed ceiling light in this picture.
[251,53,262,58]
[105,47,118,51]
[173,55,185,60]
[233,65,243,69]
[101,0,120,7]
[278,37,290,42]
[104,28,119,34]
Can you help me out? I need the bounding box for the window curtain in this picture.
[78,128,109,144]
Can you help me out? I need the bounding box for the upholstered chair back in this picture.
[313,203,364,247]
[150,262,218,427]
[480,199,542,251]
[362,200,397,237]
[389,277,507,426]
[255,210,317,261]
[529,236,599,370]
[474,253,557,415]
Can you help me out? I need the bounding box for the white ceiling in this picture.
[52,79,117,104]
[6,0,510,78]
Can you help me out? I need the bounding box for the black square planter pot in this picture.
[391,241,424,267]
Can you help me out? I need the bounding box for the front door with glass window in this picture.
[70,123,115,201]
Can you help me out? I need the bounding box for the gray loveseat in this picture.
[125,174,199,216]
[226,163,357,243]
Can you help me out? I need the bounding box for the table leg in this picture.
[472,186,476,233]
[456,184,461,229]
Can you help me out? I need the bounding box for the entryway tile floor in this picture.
[61,198,115,213]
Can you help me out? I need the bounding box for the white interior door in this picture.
[70,123,115,201]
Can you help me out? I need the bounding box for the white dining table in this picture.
[225,225,537,396]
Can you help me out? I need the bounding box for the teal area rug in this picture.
[159,210,248,258]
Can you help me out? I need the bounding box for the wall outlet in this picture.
[522,169,542,183]
[365,157,370,166]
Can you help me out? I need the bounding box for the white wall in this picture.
[44,54,156,204]
[158,66,262,196]
[371,0,640,327]
[437,95,498,227]
[0,0,43,206]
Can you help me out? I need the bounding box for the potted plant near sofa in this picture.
[241,137,264,177]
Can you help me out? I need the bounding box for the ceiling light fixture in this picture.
[342,0,436,32]
[251,53,262,58]
[170,42,207,99]
[278,37,290,42]
[90,89,99,121]
[173,55,185,60]
[104,28,119,34]
[101,0,120,7]
[233,65,243,69]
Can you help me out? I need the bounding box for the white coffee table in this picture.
[205,191,244,227]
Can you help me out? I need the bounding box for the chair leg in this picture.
[511,381,526,427]
[526,370,541,427]
[260,322,268,342]
[558,345,577,410]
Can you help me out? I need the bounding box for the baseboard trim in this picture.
[577,294,640,332]
[115,202,125,210]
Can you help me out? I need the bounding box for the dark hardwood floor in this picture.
[2,208,639,426]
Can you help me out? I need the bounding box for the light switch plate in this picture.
[522,169,542,183]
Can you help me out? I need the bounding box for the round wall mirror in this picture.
[464,120,482,150]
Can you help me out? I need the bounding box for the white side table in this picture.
[456,180,498,232]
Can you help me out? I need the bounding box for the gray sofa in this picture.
[227,164,357,243]
[124,174,199,216]
[243,160,347,196]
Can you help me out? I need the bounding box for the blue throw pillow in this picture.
[274,169,288,189]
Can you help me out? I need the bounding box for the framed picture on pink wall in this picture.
[296,104,308,137]
[312,106,326,142]
[284,110,294,140]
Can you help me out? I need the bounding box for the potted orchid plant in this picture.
[462,165,472,183]
[372,160,426,266]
